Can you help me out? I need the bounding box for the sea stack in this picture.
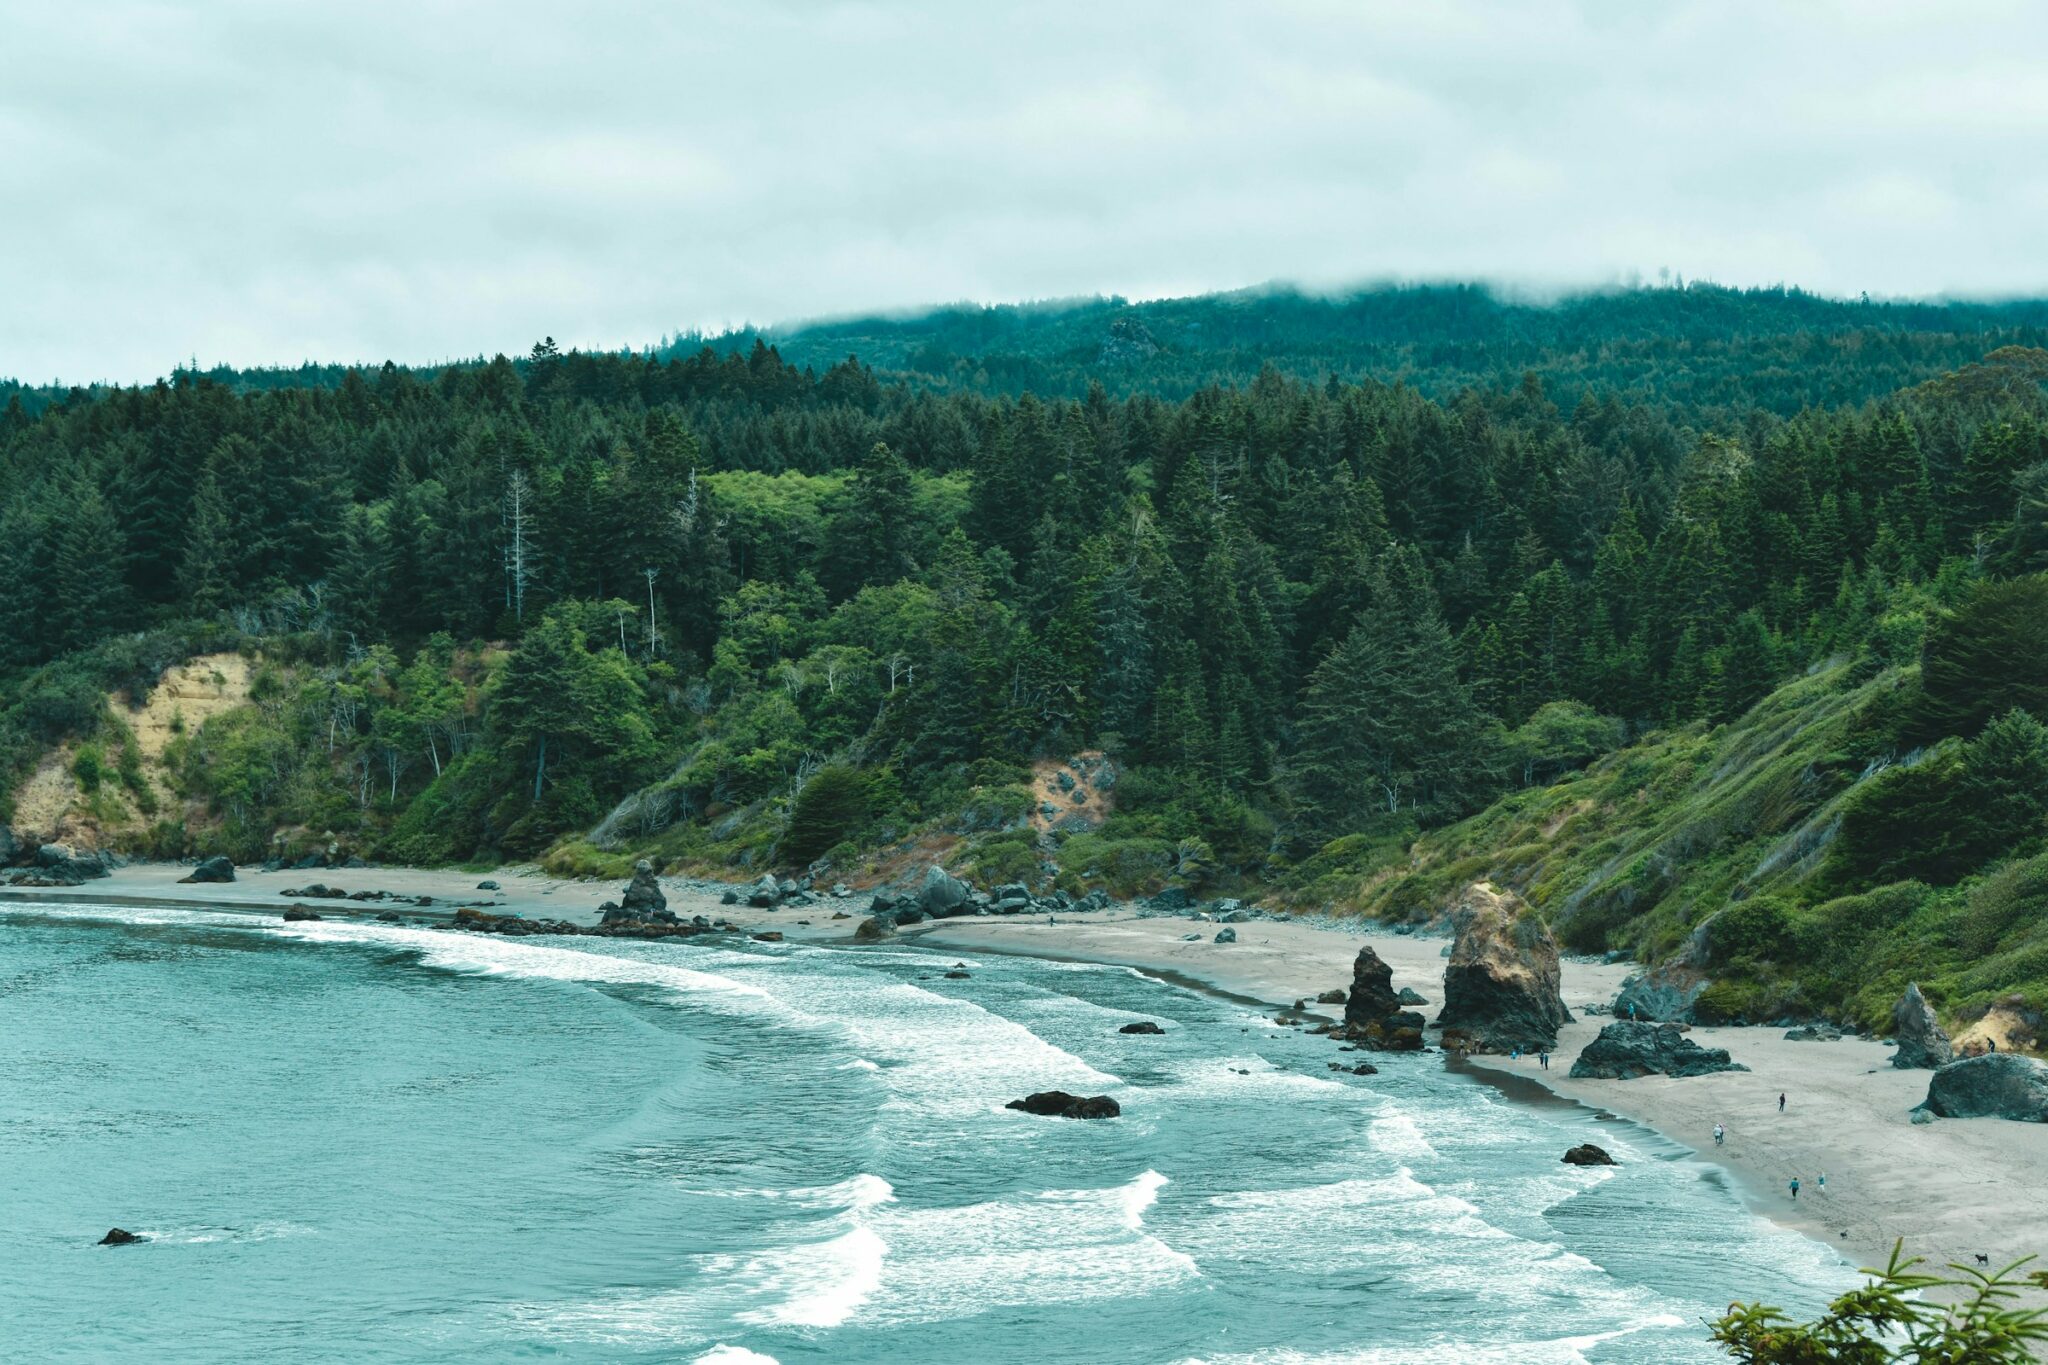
[1435,882,1571,1054]
[1340,945,1425,1050]
[1891,982,1954,1070]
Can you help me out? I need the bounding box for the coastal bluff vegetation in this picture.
[6,282,2048,1047]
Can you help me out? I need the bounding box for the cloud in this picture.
[4,0,2046,383]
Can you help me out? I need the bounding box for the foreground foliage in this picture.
[1713,1243,2048,1363]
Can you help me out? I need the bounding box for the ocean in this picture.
[0,902,1857,1363]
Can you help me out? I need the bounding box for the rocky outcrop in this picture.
[1339,945,1426,1051]
[853,915,894,943]
[745,874,784,908]
[1561,1144,1616,1166]
[1612,964,1707,1024]
[0,825,20,866]
[98,1228,146,1246]
[1119,1021,1165,1035]
[610,860,671,923]
[179,856,235,884]
[1212,927,1236,944]
[1917,1053,2048,1123]
[1,843,116,887]
[282,905,323,922]
[1435,882,1571,1053]
[1006,1090,1120,1119]
[1891,983,1953,1070]
[1568,1021,1748,1079]
[917,865,972,918]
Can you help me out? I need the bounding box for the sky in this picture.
[7,0,2048,384]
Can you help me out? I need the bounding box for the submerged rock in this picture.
[1891,983,1954,1070]
[1119,1021,1165,1035]
[179,855,235,884]
[1006,1090,1120,1119]
[98,1228,145,1246]
[1561,1144,1616,1166]
[1917,1053,2048,1122]
[1568,1021,1748,1079]
[751,931,784,943]
[281,905,322,922]
[1435,882,1571,1054]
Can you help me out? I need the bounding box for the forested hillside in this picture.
[5,285,2048,1023]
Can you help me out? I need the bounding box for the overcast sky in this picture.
[7,0,2048,384]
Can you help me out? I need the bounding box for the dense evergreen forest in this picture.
[5,283,2048,1025]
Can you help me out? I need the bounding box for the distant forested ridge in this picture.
[5,284,2048,1022]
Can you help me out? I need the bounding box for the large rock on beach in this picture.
[1340,946,1425,1051]
[282,905,322,922]
[1917,1053,2048,1123]
[853,915,894,943]
[1568,1021,1748,1079]
[1006,1090,1121,1119]
[917,865,972,918]
[602,861,674,925]
[179,855,236,884]
[1561,1143,1616,1166]
[1435,882,1571,1053]
[1891,982,1953,1070]
[1612,964,1706,1023]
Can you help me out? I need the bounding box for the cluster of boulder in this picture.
[446,906,739,940]
[1335,946,1426,1051]
[1568,1021,1748,1079]
[0,835,119,887]
[280,883,439,907]
[178,855,236,884]
[1006,1090,1120,1119]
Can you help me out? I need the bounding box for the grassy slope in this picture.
[1285,659,2047,1035]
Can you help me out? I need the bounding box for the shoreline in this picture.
[11,863,2048,1291]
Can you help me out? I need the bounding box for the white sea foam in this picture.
[694,1348,781,1365]
[1367,1112,1438,1161]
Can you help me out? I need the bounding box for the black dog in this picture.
[1976,1254,1991,1266]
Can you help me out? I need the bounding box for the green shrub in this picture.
[780,765,871,867]
[70,744,104,793]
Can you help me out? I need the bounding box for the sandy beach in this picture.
[10,864,2048,1290]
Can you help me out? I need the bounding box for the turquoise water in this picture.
[0,903,1857,1363]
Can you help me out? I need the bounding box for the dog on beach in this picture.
[1975,1254,1990,1266]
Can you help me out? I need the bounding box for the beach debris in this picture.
[1119,1021,1165,1035]
[179,855,236,884]
[1568,1020,1748,1079]
[1005,1090,1120,1119]
[1915,1053,2048,1123]
[1891,982,1954,1070]
[1561,1143,1616,1166]
[97,1228,145,1246]
[1435,882,1571,1055]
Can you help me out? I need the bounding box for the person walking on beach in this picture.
[1511,1047,1521,1062]
[1789,1177,1800,1201]
[1538,1049,1550,1070]
[1778,1092,1786,1113]
[1817,1171,1826,1194]
[1713,1122,1725,1147]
